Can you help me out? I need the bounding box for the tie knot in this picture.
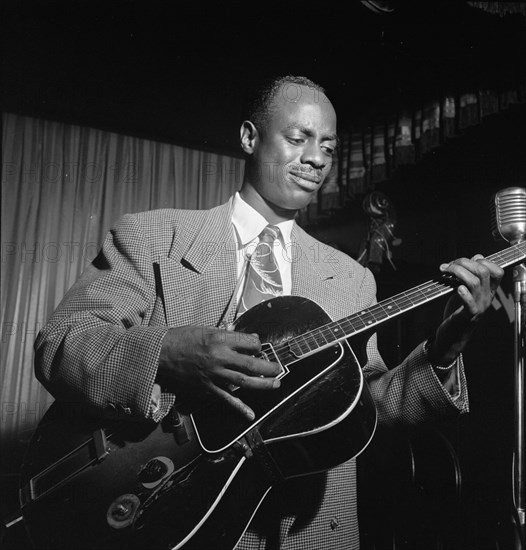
[259,225,280,243]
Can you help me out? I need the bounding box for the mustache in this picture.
[288,164,323,183]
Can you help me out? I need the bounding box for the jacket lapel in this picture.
[159,204,356,329]
[160,199,239,328]
[181,199,235,275]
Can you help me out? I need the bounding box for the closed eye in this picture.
[287,137,305,145]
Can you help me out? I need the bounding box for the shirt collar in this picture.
[231,192,294,246]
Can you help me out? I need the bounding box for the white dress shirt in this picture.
[231,191,295,301]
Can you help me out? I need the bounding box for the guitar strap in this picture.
[236,427,284,486]
[167,408,285,485]
[165,408,191,445]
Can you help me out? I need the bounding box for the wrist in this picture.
[423,338,458,371]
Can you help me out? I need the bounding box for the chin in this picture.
[287,190,318,211]
[260,186,318,217]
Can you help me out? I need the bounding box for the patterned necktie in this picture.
[238,225,283,314]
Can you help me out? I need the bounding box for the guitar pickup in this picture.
[21,428,110,506]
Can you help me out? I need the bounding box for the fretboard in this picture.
[271,242,526,366]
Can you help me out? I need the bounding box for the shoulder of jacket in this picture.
[115,203,230,258]
[294,223,369,275]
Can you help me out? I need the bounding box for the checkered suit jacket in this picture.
[35,197,468,550]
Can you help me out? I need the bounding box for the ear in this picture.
[240,120,258,154]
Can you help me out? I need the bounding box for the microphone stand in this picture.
[512,258,526,549]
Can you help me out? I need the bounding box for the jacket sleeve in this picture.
[356,268,469,427]
[34,213,176,422]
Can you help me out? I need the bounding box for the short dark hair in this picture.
[245,75,326,132]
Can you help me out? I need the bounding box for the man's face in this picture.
[245,83,338,214]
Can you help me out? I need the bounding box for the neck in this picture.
[239,184,297,225]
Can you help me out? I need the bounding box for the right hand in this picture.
[158,326,282,419]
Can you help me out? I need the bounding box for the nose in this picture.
[300,141,328,170]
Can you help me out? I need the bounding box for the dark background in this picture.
[3,0,525,154]
[2,1,526,548]
[4,0,525,247]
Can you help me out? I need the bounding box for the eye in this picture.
[322,145,335,156]
[287,137,305,145]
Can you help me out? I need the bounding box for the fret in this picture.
[268,242,526,369]
[377,300,402,316]
[395,299,419,312]
[368,303,391,322]
[359,310,378,325]
[389,294,419,310]
[489,243,525,267]
[297,335,314,353]
[303,333,320,352]
[288,335,313,358]
[419,284,446,298]
[319,324,340,343]
[311,330,329,347]
[413,286,437,303]
[339,314,367,334]
[356,310,375,326]
[408,282,446,301]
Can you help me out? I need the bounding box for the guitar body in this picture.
[219,296,377,477]
[19,296,377,549]
[19,404,273,550]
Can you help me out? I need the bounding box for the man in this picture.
[34,75,504,549]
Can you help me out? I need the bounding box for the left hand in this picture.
[428,254,504,366]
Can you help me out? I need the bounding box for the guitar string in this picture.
[271,279,451,359]
[265,245,525,361]
[270,280,451,363]
[264,244,525,366]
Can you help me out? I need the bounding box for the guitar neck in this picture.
[275,242,526,364]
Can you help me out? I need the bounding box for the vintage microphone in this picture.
[491,186,526,549]
[491,187,526,244]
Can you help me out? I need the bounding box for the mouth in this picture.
[289,170,323,189]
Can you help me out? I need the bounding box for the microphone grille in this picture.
[491,186,526,243]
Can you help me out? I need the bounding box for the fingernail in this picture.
[273,379,281,388]
[246,408,255,420]
[440,263,449,271]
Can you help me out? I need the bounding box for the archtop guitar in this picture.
[19,242,525,550]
